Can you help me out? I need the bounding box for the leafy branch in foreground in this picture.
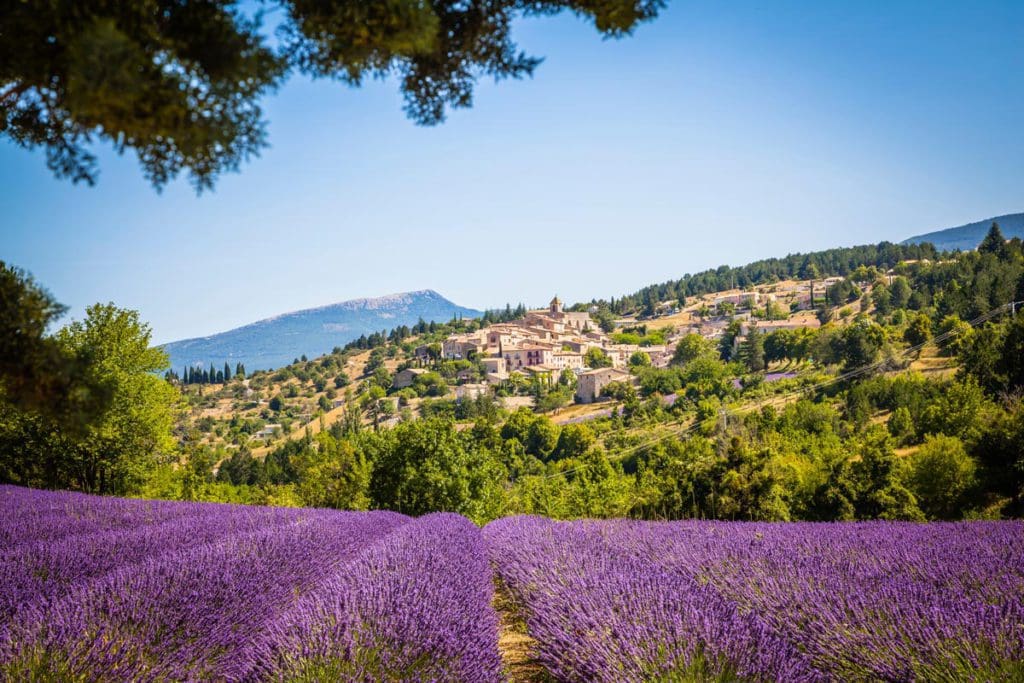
[0,1,663,191]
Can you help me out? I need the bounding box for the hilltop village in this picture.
[176,274,863,455]
[411,296,643,404]
[418,279,834,406]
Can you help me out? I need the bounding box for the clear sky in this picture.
[2,1,1022,344]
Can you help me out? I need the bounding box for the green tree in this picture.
[998,315,1024,393]
[889,276,912,310]
[740,327,766,372]
[584,346,613,368]
[535,385,573,413]
[500,407,536,447]
[5,304,182,494]
[0,262,109,430]
[295,433,371,510]
[628,351,651,369]
[919,377,989,443]
[958,323,1007,393]
[936,315,972,357]
[903,312,932,347]
[973,399,1024,515]
[978,222,1007,256]
[872,282,893,315]
[907,434,977,520]
[718,320,742,361]
[887,406,915,446]
[412,371,448,397]
[672,333,713,366]
[360,385,394,431]
[850,427,922,521]
[526,416,560,459]
[834,319,886,371]
[3,1,662,190]
[552,423,595,461]
[799,259,820,283]
[367,417,506,521]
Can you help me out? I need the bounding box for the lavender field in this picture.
[2,486,1023,682]
[0,486,502,682]
[486,516,1024,682]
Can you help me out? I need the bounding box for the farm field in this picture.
[0,486,501,682]
[2,486,1023,682]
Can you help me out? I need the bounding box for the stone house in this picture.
[575,368,631,404]
[392,367,427,389]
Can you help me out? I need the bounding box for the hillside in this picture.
[161,289,482,372]
[901,212,1024,251]
[162,234,1024,526]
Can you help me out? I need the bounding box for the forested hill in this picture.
[161,290,481,372]
[601,242,939,316]
[901,213,1024,252]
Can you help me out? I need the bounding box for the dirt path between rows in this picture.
[492,576,554,682]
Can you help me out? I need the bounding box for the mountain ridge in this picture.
[162,289,482,372]
[901,212,1024,251]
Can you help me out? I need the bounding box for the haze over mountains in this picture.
[901,212,1024,251]
[162,290,481,372]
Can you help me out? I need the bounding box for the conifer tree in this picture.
[979,222,1007,256]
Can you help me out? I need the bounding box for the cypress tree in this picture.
[224,362,231,382]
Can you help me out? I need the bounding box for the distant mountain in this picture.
[901,212,1024,252]
[162,290,482,372]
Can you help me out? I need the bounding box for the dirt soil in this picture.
[492,576,554,682]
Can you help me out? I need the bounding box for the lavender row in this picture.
[485,516,1024,682]
[0,503,308,627]
[1,509,408,681]
[0,488,503,682]
[0,485,210,549]
[255,513,504,682]
[612,520,1024,680]
[484,516,816,682]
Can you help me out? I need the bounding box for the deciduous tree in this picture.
[2,1,663,190]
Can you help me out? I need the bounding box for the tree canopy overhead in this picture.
[0,0,663,191]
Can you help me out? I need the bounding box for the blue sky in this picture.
[2,1,1022,344]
